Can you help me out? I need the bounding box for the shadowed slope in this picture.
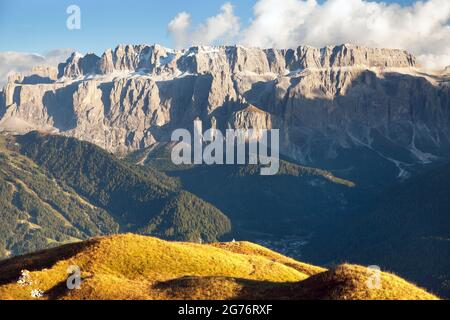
[15,132,231,243]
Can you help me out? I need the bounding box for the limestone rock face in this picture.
[230,103,273,132]
[285,44,416,70]
[55,44,417,80]
[58,52,100,78]
[30,65,58,81]
[1,43,449,175]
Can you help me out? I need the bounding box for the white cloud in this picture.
[0,49,73,88]
[167,12,192,49]
[168,2,240,49]
[168,0,450,70]
[417,54,450,71]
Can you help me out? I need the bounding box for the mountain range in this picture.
[1,44,449,168]
[0,43,449,299]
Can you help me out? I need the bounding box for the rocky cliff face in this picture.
[1,43,449,176]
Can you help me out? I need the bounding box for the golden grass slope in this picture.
[0,234,439,300]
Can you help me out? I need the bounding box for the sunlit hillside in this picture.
[0,234,438,300]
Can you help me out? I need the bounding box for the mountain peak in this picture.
[53,43,417,80]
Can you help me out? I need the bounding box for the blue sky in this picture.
[0,0,418,54]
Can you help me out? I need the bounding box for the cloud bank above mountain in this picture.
[0,49,72,88]
[168,0,450,70]
[168,3,240,49]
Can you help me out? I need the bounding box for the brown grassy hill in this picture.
[0,234,438,300]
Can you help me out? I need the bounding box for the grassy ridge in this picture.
[0,234,438,300]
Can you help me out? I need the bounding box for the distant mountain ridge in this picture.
[1,43,449,181]
[56,43,417,78]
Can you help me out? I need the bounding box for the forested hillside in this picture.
[0,132,231,258]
